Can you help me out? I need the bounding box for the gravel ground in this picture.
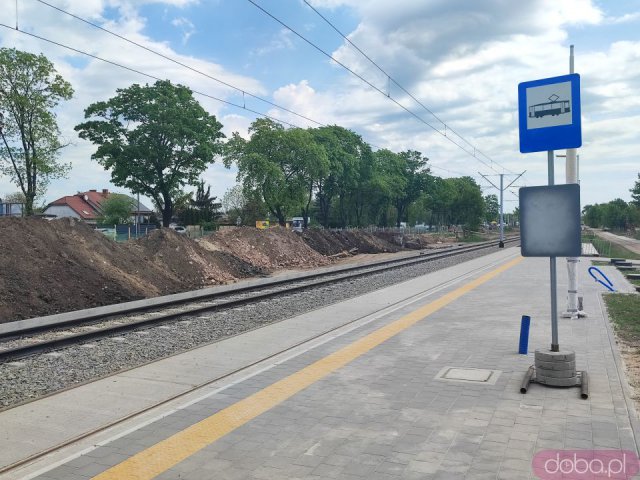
[0,244,512,409]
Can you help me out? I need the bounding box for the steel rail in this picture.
[0,249,519,477]
[0,237,518,362]
[1,237,515,338]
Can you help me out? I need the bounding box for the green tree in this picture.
[177,180,222,227]
[582,204,603,228]
[224,119,328,226]
[370,149,405,227]
[446,176,485,231]
[99,193,134,225]
[311,126,370,227]
[0,48,73,215]
[222,185,245,214]
[603,198,632,230]
[484,194,499,223]
[368,149,432,227]
[1,191,26,203]
[75,80,224,227]
[190,180,221,220]
[392,150,431,227]
[222,184,266,226]
[630,173,640,207]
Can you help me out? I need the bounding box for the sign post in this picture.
[547,150,559,351]
[518,73,587,397]
[518,73,581,352]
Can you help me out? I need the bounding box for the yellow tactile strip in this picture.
[93,255,523,480]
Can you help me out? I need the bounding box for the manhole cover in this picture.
[435,367,501,384]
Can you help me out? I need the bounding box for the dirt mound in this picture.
[0,219,431,323]
[301,229,401,255]
[0,218,259,322]
[373,231,460,249]
[201,227,330,269]
[134,229,263,285]
[0,217,159,321]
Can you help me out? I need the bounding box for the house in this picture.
[44,189,153,224]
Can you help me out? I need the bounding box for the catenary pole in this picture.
[499,174,504,247]
[563,44,583,318]
[479,171,525,247]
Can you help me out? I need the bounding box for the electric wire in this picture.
[4,6,496,184]
[3,21,491,186]
[0,23,303,129]
[35,0,325,128]
[248,0,505,175]
[303,0,515,174]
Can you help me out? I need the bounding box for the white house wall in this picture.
[43,205,81,219]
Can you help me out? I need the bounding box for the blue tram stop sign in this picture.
[518,74,581,153]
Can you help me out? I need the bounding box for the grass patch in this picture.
[461,232,488,243]
[605,293,640,342]
[589,236,640,260]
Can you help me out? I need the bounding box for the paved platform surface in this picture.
[4,249,639,480]
[596,231,640,256]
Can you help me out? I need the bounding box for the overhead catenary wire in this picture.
[247,0,507,175]
[0,23,304,130]
[34,0,325,129]
[4,6,496,186]
[2,21,493,185]
[302,0,512,175]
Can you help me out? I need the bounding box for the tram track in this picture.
[0,237,518,362]
[0,246,523,478]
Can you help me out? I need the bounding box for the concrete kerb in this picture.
[0,247,435,336]
[596,289,640,454]
[0,239,511,337]
[0,249,522,478]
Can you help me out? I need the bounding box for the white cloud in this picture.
[0,0,263,205]
[605,12,640,24]
[171,16,195,44]
[270,0,637,207]
[251,28,295,56]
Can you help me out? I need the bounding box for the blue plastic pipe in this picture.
[519,315,531,355]
[588,266,615,292]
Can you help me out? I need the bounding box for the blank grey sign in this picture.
[520,184,581,257]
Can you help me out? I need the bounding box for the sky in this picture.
[0,0,639,214]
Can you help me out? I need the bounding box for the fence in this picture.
[96,224,221,242]
[97,223,157,242]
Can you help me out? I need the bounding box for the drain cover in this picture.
[436,367,501,384]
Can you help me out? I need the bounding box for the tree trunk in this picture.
[24,192,35,216]
[275,207,286,226]
[318,194,331,227]
[396,203,404,228]
[161,195,173,227]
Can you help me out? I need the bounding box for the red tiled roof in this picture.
[47,189,152,219]
[49,195,99,219]
[84,190,109,208]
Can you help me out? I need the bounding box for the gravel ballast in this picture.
[0,245,510,409]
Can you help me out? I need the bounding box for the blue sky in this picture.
[1,0,639,214]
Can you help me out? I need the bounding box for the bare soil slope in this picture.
[0,219,268,321]
[201,227,330,269]
[300,229,401,255]
[0,220,455,323]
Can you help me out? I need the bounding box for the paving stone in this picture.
[26,256,640,480]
